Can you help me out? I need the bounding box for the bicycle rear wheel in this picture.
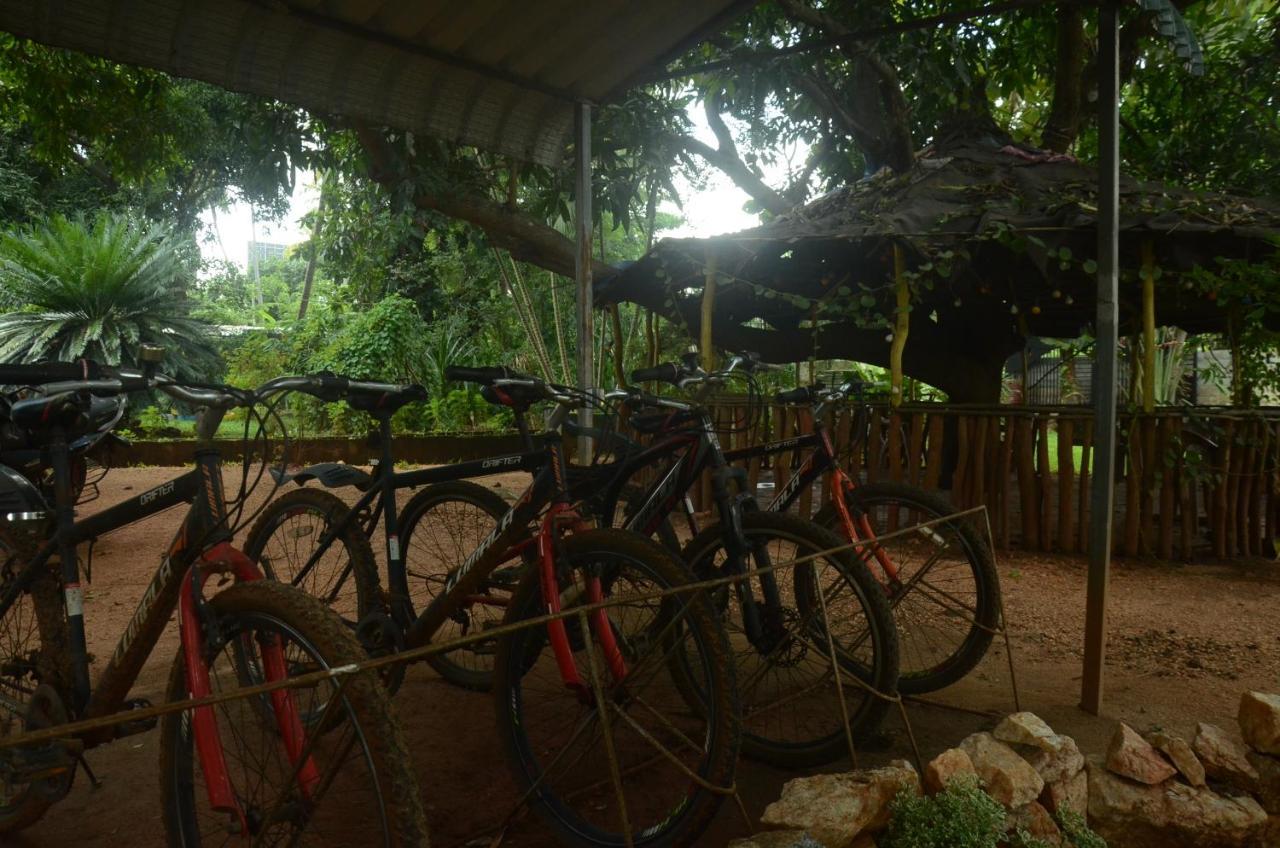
[492,529,739,848]
[159,580,429,847]
[679,510,899,768]
[242,487,381,628]
[815,480,1000,694]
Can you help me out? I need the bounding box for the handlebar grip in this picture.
[0,360,106,385]
[631,363,680,385]
[775,385,818,405]
[309,371,350,401]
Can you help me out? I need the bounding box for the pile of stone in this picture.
[729,691,1280,848]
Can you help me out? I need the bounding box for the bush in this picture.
[882,778,1007,848]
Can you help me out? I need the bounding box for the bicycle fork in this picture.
[178,542,319,836]
[537,504,628,704]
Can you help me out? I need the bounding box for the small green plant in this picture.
[135,405,175,437]
[1057,810,1107,848]
[881,777,1006,848]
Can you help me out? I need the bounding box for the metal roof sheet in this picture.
[0,0,751,166]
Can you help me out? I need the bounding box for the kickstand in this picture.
[77,754,102,790]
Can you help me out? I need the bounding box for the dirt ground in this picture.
[8,465,1280,847]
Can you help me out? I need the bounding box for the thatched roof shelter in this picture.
[598,141,1280,400]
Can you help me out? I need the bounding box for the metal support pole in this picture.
[1081,1,1120,716]
[574,102,594,463]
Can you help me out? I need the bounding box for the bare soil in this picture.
[8,466,1279,847]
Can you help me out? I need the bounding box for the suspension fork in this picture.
[538,505,628,702]
[180,542,321,832]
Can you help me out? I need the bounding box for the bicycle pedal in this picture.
[112,698,158,739]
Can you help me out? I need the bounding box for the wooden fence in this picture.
[689,400,1280,560]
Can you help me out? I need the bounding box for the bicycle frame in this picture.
[0,433,314,829]
[592,409,785,648]
[723,420,902,585]
[273,423,631,696]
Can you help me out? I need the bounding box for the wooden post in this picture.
[1141,241,1156,413]
[608,304,627,387]
[573,102,595,464]
[1059,419,1076,554]
[890,245,909,408]
[700,249,718,372]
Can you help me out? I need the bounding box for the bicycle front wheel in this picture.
[680,510,899,768]
[815,480,1000,694]
[493,529,739,848]
[400,480,517,690]
[159,580,429,847]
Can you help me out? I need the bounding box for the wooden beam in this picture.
[700,249,719,372]
[1141,240,1156,413]
[890,244,909,408]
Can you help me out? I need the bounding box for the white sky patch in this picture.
[197,104,803,267]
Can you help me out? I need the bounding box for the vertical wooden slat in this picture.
[1158,417,1175,560]
[797,408,815,519]
[1139,416,1157,555]
[1175,418,1194,560]
[1214,421,1233,559]
[1037,416,1053,552]
[997,415,1015,549]
[953,416,972,509]
[1226,421,1244,557]
[1250,420,1268,556]
[985,416,1001,527]
[1238,420,1257,558]
[1078,418,1094,553]
[971,414,989,509]
[1058,419,1076,554]
[908,412,925,487]
[887,412,904,483]
[1123,417,1141,557]
[923,413,945,490]
[868,410,883,484]
[1015,416,1039,550]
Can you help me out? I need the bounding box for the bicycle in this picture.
[585,356,900,767]
[0,360,429,845]
[726,380,1001,694]
[241,369,741,847]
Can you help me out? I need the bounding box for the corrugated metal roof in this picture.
[0,0,752,166]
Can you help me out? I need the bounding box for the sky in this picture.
[196,108,794,268]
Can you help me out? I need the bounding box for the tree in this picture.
[0,212,218,378]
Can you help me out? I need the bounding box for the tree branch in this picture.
[668,130,791,216]
[354,125,612,279]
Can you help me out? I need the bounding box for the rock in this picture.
[1195,722,1261,793]
[959,732,1044,808]
[1247,750,1280,814]
[1018,735,1085,785]
[1148,731,1207,787]
[1039,769,1088,818]
[1239,692,1280,756]
[1107,723,1177,784]
[993,712,1059,750]
[760,761,918,847]
[1006,800,1063,846]
[923,748,976,795]
[728,832,824,848]
[1087,757,1268,848]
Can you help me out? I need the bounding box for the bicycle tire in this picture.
[242,488,382,628]
[159,580,429,847]
[814,480,1000,694]
[399,480,514,690]
[0,529,71,834]
[492,529,739,848]
[679,510,899,768]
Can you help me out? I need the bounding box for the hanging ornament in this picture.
[1052,289,1062,299]
[1010,304,1019,315]
[1031,305,1042,315]
[884,332,894,343]
[953,297,963,307]
[1064,295,1074,305]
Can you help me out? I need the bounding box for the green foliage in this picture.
[1057,810,1107,848]
[881,779,1007,848]
[1187,243,1280,404]
[0,211,218,379]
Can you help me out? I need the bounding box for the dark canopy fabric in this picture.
[598,141,1280,341]
[0,0,752,167]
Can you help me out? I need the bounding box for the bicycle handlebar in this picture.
[0,360,108,384]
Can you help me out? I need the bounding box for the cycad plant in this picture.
[0,213,217,379]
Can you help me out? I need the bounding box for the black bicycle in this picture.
[241,369,741,847]
[0,360,428,845]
